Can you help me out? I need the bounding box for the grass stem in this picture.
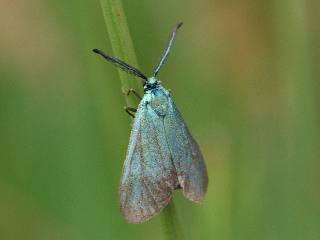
[97,0,183,239]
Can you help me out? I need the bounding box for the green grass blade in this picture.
[98,0,142,106]
[97,1,183,238]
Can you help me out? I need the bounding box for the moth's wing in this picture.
[164,97,208,202]
[119,104,179,224]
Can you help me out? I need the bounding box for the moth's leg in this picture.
[124,106,137,118]
[125,88,142,100]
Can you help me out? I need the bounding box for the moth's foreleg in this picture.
[124,106,137,118]
[125,88,142,100]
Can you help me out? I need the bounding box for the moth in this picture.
[93,22,208,223]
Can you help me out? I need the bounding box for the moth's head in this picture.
[144,77,160,91]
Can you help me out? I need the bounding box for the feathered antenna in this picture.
[93,49,147,82]
[153,22,183,77]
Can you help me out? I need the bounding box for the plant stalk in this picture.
[98,0,142,107]
[97,0,183,239]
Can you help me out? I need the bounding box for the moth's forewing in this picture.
[119,87,208,224]
[119,96,179,224]
[164,96,208,202]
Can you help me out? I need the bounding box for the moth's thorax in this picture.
[143,85,170,116]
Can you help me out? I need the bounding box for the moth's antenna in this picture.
[93,49,147,82]
[153,22,183,77]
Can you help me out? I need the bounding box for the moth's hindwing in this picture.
[164,96,208,202]
[119,99,179,223]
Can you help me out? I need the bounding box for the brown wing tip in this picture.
[183,190,206,203]
[180,174,208,203]
[120,196,173,224]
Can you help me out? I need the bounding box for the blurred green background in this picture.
[1,0,319,239]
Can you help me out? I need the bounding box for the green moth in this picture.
[93,22,208,223]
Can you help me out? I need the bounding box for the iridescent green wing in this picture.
[164,96,208,202]
[119,101,179,223]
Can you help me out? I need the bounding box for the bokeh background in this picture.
[1,0,319,239]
